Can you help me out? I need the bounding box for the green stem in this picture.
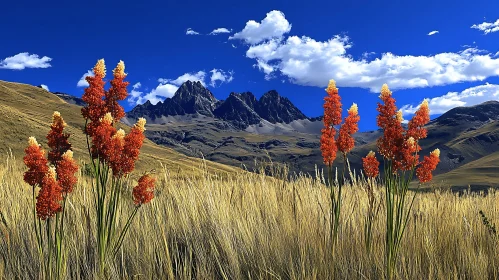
[112,206,140,257]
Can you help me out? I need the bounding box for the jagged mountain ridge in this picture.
[127,80,309,126]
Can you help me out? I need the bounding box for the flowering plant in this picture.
[81,59,155,275]
[23,112,78,280]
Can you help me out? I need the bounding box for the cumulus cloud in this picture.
[0,52,52,70]
[76,70,94,87]
[427,30,439,36]
[229,10,291,44]
[186,28,200,35]
[400,83,499,116]
[130,70,234,105]
[471,19,499,34]
[231,11,499,92]
[40,84,49,91]
[209,69,234,87]
[209,28,232,35]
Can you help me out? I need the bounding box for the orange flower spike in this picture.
[398,137,419,171]
[407,99,430,142]
[362,151,380,178]
[323,79,343,127]
[23,137,49,187]
[56,150,78,195]
[320,127,338,165]
[106,61,129,122]
[132,174,156,206]
[108,129,126,176]
[337,103,360,154]
[376,84,404,160]
[82,59,107,136]
[36,167,63,220]
[91,113,117,160]
[120,118,146,175]
[416,149,440,183]
[47,111,72,166]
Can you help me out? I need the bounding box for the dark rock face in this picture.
[53,92,86,107]
[128,83,309,128]
[128,81,218,120]
[433,101,499,126]
[213,92,262,128]
[256,90,307,123]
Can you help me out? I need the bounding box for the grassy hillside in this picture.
[0,80,238,177]
[1,152,498,279]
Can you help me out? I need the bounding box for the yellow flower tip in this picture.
[407,137,415,147]
[28,136,39,147]
[396,110,404,123]
[367,150,376,157]
[113,60,126,77]
[380,84,392,98]
[94,59,106,77]
[421,99,429,109]
[52,111,67,127]
[348,103,358,115]
[431,148,440,158]
[325,79,337,93]
[62,150,74,160]
[101,112,113,124]
[47,166,57,180]
[113,129,126,140]
[135,118,146,132]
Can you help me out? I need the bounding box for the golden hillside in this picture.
[0,80,238,176]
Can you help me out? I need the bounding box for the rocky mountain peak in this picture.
[256,90,307,124]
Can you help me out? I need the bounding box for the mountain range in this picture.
[23,80,499,189]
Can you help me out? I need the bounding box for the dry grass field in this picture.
[1,152,498,279]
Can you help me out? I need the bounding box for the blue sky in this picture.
[1,0,499,131]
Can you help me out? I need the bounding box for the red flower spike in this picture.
[119,118,146,175]
[105,61,129,122]
[36,167,63,220]
[407,99,430,143]
[23,137,49,188]
[107,129,126,175]
[320,127,338,166]
[323,80,343,127]
[132,174,156,206]
[81,59,107,137]
[362,151,380,178]
[56,150,78,195]
[376,84,404,160]
[47,111,72,166]
[337,103,360,154]
[416,149,440,183]
[91,113,117,160]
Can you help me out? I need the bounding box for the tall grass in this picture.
[1,153,498,279]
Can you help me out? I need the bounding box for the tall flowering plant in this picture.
[363,84,439,279]
[81,59,155,274]
[23,112,78,280]
[320,80,360,247]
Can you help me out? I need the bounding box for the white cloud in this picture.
[159,70,206,86]
[401,83,499,116]
[209,28,232,35]
[130,69,234,105]
[427,30,439,36]
[40,84,49,91]
[234,11,499,92]
[471,19,499,34]
[229,10,291,44]
[186,28,200,35]
[76,70,94,87]
[209,69,234,87]
[0,52,52,70]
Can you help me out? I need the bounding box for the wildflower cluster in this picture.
[319,79,360,247]
[81,59,155,274]
[362,83,440,279]
[23,112,78,279]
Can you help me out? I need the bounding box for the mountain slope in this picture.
[0,80,237,176]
